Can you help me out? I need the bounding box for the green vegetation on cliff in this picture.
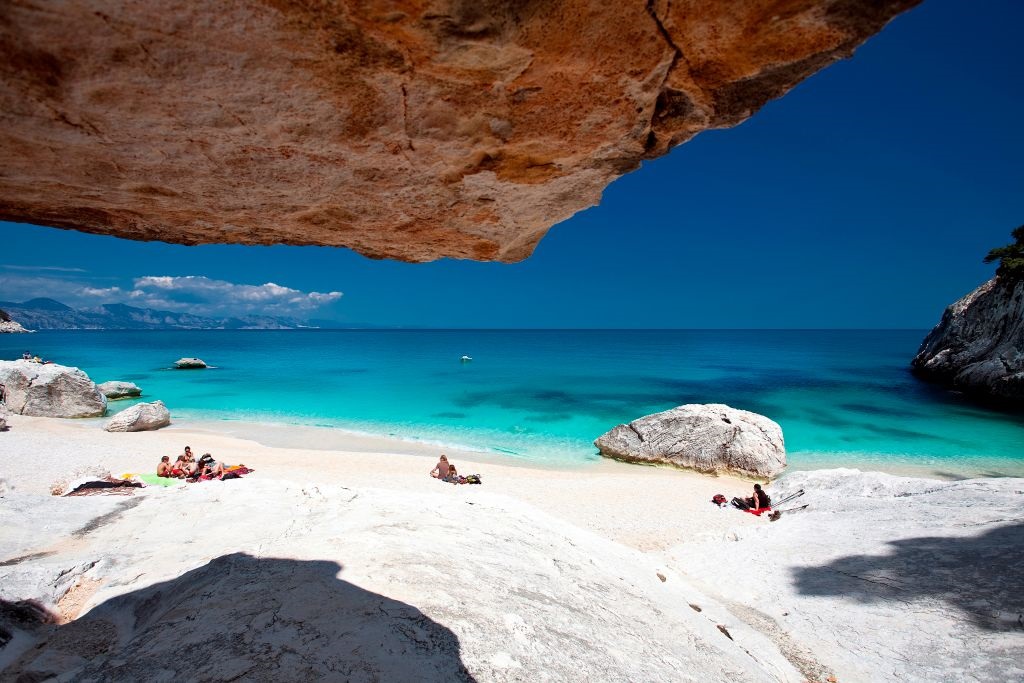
[984,225,1024,281]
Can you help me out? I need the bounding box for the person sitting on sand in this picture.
[170,455,188,478]
[430,454,451,479]
[157,455,173,478]
[445,463,460,483]
[744,483,771,510]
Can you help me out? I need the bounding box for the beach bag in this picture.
[711,494,727,506]
[730,497,750,511]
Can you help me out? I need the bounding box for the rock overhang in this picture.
[0,0,921,262]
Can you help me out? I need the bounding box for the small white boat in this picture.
[460,355,473,363]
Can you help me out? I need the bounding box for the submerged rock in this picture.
[104,400,171,432]
[912,277,1024,406]
[97,381,143,400]
[0,360,106,418]
[174,358,207,369]
[595,403,786,478]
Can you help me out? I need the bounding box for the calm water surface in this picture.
[4,330,1022,477]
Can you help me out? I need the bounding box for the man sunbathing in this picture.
[430,454,451,479]
[170,455,188,478]
[156,456,173,478]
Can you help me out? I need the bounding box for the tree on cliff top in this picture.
[984,225,1024,281]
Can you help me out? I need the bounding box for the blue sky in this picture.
[1,0,1022,328]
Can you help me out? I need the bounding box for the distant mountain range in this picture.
[0,298,318,330]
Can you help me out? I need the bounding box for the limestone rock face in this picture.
[0,320,32,333]
[97,381,143,400]
[0,403,8,430]
[912,278,1024,405]
[0,1,919,262]
[0,309,32,333]
[0,482,801,682]
[174,357,207,369]
[595,403,786,478]
[0,360,106,418]
[104,400,171,432]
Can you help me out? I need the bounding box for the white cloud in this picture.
[0,272,342,319]
[130,276,342,315]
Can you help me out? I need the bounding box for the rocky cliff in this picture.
[0,1,919,262]
[911,277,1024,406]
[0,308,31,333]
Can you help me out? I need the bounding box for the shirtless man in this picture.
[430,454,451,479]
[170,455,188,478]
[157,455,173,478]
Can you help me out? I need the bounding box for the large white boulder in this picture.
[595,403,786,478]
[174,357,207,369]
[97,381,143,400]
[104,400,171,432]
[0,360,106,418]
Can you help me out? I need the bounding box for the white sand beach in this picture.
[2,414,1022,682]
[1,414,762,551]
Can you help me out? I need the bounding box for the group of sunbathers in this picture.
[156,445,231,480]
[21,351,52,364]
[429,454,481,485]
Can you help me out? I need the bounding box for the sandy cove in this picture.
[1,414,763,552]
[1,415,1022,682]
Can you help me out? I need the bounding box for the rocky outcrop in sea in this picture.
[97,381,143,400]
[0,308,31,333]
[912,277,1024,405]
[0,360,107,418]
[594,403,786,478]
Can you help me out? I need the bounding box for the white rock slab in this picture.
[103,400,170,432]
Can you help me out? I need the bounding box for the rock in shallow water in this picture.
[595,403,786,478]
[0,360,106,418]
[174,357,207,369]
[912,277,1024,406]
[104,400,171,432]
[96,381,142,400]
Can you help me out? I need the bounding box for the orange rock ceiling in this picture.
[0,1,919,261]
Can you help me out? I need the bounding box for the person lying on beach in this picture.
[430,454,451,479]
[157,456,173,478]
[197,453,224,478]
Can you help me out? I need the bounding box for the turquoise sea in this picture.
[3,330,1023,477]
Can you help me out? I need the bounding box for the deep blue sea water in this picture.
[4,330,1023,477]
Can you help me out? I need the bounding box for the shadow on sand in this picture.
[793,522,1024,630]
[1,552,476,681]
